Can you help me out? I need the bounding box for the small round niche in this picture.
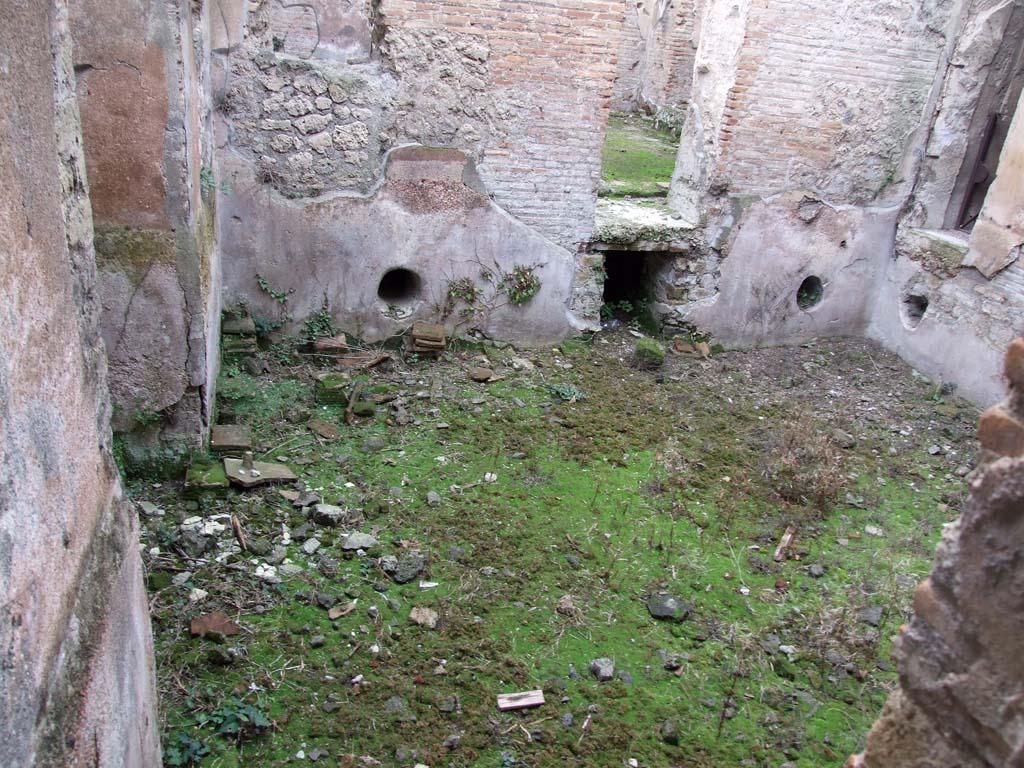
[797,275,824,310]
[377,268,421,306]
[902,293,929,329]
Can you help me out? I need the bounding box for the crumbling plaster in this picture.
[212,0,622,345]
[71,0,220,462]
[612,0,703,116]
[647,0,1024,406]
[0,2,159,765]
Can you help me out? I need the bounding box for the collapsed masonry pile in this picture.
[850,339,1024,767]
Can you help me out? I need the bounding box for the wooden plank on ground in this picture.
[497,690,545,711]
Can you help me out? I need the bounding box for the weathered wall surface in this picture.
[663,0,955,343]
[850,339,1024,767]
[871,85,1024,406]
[611,2,646,112]
[213,0,623,341]
[71,0,219,466]
[653,0,1023,407]
[220,146,577,345]
[0,2,159,765]
[216,0,622,250]
[675,193,898,345]
[612,0,701,117]
[906,0,1024,231]
[712,0,950,201]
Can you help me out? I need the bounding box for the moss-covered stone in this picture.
[315,373,352,405]
[352,401,376,417]
[185,460,229,497]
[634,338,665,369]
[119,432,194,480]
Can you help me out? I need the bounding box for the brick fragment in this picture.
[978,405,1024,457]
[1004,338,1024,390]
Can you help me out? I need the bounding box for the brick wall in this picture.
[612,3,645,110]
[641,0,700,111]
[611,0,700,115]
[716,0,947,201]
[380,0,625,248]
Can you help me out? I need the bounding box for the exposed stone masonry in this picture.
[850,339,1024,767]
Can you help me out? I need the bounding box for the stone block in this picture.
[978,405,1024,457]
[210,424,252,454]
[315,373,351,404]
[1005,338,1024,390]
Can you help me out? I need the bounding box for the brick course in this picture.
[716,0,946,201]
[381,0,624,248]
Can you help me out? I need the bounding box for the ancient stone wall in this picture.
[714,0,949,201]
[0,2,159,765]
[213,0,623,343]
[654,0,1024,406]
[871,79,1024,406]
[849,338,1024,767]
[640,0,701,115]
[611,2,646,111]
[611,0,700,117]
[71,0,220,469]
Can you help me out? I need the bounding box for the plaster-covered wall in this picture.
[0,2,159,764]
[71,0,220,467]
[655,0,1021,407]
[220,146,578,345]
[870,84,1024,406]
[675,193,899,345]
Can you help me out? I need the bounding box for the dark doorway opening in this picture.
[601,251,672,329]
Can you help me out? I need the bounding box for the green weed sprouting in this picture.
[163,733,209,767]
[499,265,541,306]
[199,696,271,740]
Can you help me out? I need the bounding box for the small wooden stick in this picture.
[774,524,796,562]
[344,381,364,426]
[231,514,248,552]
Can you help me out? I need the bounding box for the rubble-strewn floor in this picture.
[132,331,978,767]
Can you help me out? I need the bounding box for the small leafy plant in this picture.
[199,166,231,196]
[302,297,335,340]
[163,732,209,767]
[443,277,481,319]
[548,383,586,402]
[256,274,291,307]
[600,299,635,321]
[499,265,541,306]
[200,696,271,741]
[133,407,164,429]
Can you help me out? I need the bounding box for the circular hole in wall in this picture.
[902,293,929,329]
[796,276,824,310]
[377,268,421,306]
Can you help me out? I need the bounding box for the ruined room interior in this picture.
[4,0,1024,766]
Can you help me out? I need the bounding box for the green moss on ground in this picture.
[601,114,680,193]
[133,335,977,768]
